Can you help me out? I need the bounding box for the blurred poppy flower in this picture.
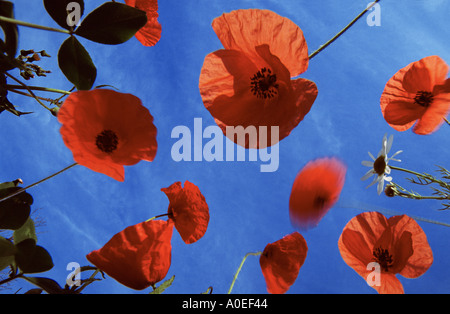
[124,0,161,46]
[86,219,174,290]
[289,157,347,230]
[58,89,158,182]
[199,9,318,148]
[259,232,308,294]
[161,181,209,244]
[338,211,433,294]
[381,55,450,135]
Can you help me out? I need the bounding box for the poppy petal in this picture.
[383,100,426,130]
[412,95,450,135]
[289,157,346,230]
[125,0,161,46]
[212,9,309,77]
[387,215,433,278]
[375,273,404,294]
[402,55,449,93]
[338,229,373,276]
[161,181,209,244]
[259,232,307,294]
[86,219,173,290]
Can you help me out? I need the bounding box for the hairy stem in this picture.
[7,85,72,95]
[0,163,78,203]
[309,0,381,59]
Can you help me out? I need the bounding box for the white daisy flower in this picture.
[361,134,403,195]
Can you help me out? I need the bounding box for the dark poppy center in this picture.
[373,247,393,272]
[250,67,279,99]
[414,91,434,107]
[314,195,328,209]
[96,130,118,153]
[373,156,386,176]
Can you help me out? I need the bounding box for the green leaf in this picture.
[149,275,175,294]
[15,238,53,274]
[0,1,18,58]
[58,36,96,90]
[13,217,37,245]
[0,236,16,271]
[22,276,64,294]
[43,0,85,30]
[0,187,33,230]
[75,2,147,45]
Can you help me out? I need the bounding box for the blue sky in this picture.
[1,0,450,294]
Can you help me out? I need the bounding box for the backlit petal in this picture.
[212,9,309,77]
[259,232,308,294]
[86,219,173,290]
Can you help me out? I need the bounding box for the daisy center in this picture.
[250,67,279,99]
[373,247,393,272]
[414,91,434,107]
[96,130,119,153]
[373,156,386,176]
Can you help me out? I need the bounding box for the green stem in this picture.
[146,213,171,222]
[309,0,381,59]
[7,88,61,105]
[0,163,78,203]
[227,251,262,294]
[396,192,449,201]
[390,165,446,187]
[7,85,72,95]
[445,117,450,126]
[0,16,70,34]
[4,73,52,112]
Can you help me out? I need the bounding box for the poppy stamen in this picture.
[250,67,279,99]
[373,247,393,272]
[96,130,119,153]
[373,156,387,176]
[414,91,434,107]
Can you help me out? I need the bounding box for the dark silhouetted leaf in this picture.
[15,238,53,273]
[23,276,64,294]
[0,1,18,61]
[75,2,147,45]
[58,36,96,90]
[0,187,33,230]
[13,217,37,244]
[24,288,43,294]
[43,0,85,30]
[0,236,16,271]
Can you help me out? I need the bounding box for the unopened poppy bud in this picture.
[384,184,396,197]
[12,178,23,186]
[50,107,60,117]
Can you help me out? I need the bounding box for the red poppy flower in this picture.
[338,211,433,294]
[259,232,308,294]
[199,9,318,148]
[161,181,209,244]
[289,157,347,230]
[124,0,161,47]
[86,219,174,290]
[57,89,158,182]
[381,55,450,135]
